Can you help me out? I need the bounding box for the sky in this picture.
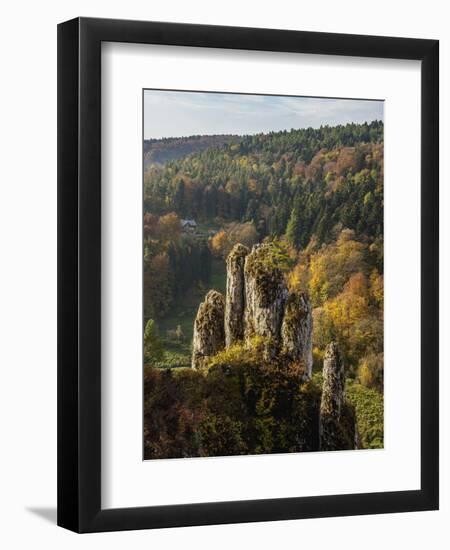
[143,90,384,140]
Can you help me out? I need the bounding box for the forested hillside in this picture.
[144,134,239,169]
[143,121,384,454]
[144,121,383,248]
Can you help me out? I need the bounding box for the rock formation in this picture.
[193,242,313,372]
[320,342,355,450]
[321,342,345,419]
[190,244,357,452]
[192,290,225,369]
[243,243,288,357]
[225,243,249,346]
[281,292,313,379]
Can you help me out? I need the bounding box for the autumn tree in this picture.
[159,212,181,242]
[309,229,367,306]
[209,230,231,259]
[228,222,258,250]
[357,352,384,391]
[210,222,258,259]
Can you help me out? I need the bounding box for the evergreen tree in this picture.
[286,206,302,248]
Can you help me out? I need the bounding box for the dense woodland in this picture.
[144,121,383,246]
[143,121,384,457]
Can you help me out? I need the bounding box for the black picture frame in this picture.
[57,17,439,533]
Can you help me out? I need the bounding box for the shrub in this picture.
[346,380,384,449]
[357,352,384,391]
[143,358,324,459]
[198,414,245,456]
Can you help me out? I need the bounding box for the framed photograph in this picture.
[57,17,439,532]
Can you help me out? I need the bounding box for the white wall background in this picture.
[0,0,447,547]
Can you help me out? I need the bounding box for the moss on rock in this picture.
[244,244,288,357]
[192,290,225,369]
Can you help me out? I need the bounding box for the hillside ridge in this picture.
[144,134,240,168]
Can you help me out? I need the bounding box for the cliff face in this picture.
[192,290,225,370]
[225,243,249,347]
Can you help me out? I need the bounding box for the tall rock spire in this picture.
[281,292,313,380]
[191,290,225,370]
[320,342,355,450]
[243,243,288,356]
[225,243,249,347]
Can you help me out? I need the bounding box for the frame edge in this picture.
[58,17,440,533]
[57,17,81,533]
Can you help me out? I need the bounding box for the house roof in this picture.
[181,219,197,227]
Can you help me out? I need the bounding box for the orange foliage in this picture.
[210,230,231,258]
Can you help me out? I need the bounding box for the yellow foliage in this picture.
[358,361,373,388]
[158,212,181,242]
[370,270,384,307]
[247,178,260,194]
[207,336,268,368]
[323,290,369,338]
[209,230,231,258]
[288,261,310,294]
[225,179,239,195]
[308,229,367,306]
[310,257,382,368]
[357,353,384,390]
[343,272,369,298]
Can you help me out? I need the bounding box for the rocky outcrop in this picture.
[281,292,313,380]
[225,244,249,347]
[192,290,225,369]
[243,244,288,357]
[320,342,355,450]
[190,244,357,452]
[193,242,313,372]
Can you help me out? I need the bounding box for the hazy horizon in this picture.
[144,90,384,140]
